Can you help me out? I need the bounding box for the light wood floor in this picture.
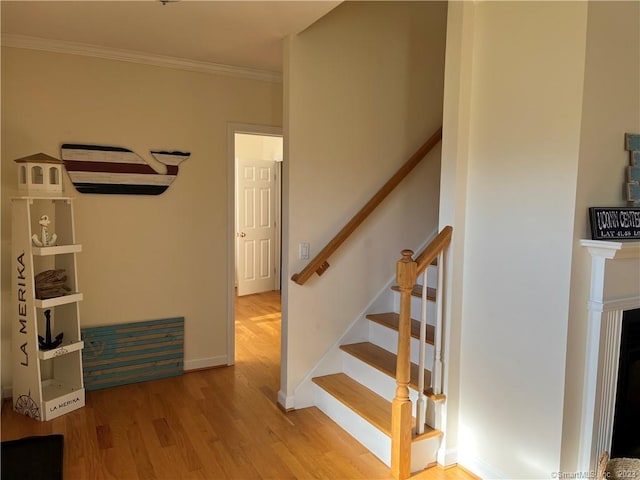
[2,290,476,480]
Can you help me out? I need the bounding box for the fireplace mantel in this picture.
[581,239,640,256]
[578,240,640,472]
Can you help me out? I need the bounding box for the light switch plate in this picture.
[299,242,310,260]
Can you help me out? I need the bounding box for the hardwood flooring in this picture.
[1,290,476,480]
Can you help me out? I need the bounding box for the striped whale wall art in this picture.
[60,144,190,195]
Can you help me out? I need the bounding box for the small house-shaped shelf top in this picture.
[15,153,64,196]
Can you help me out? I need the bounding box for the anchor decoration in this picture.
[38,309,64,350]
[32,215,57,247]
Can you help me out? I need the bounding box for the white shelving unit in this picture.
[11,196,85,421]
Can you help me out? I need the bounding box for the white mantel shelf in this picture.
[578,239,640,473]
[580,239,640,260]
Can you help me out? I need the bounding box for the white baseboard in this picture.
[438,447,458,468]
[277,389,295,410]
[458,451,507,480]
[2,386,13,400]
[184,355,228,371]
[2,355,228,400]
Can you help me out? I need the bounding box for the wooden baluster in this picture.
[391,249,417,480]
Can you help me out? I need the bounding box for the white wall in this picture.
[441,2,589,478]
[282,1,447,402]
[438,0,476,463]
[562,1,640,470]
[1,47,282,388]
[235,133,283,162]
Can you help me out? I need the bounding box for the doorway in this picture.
[227,123,283,365]
[235,134,282,296]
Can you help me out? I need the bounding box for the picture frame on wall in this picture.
[589,207,640,240]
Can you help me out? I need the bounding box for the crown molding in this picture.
[1,34,282,83]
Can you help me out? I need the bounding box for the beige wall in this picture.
[282,1,447,402]
[441,1,589,477]
[1,47,282,388]
[563,1,640,470]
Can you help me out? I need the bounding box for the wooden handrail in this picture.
[291,127,443,286]
[415,225,452,274]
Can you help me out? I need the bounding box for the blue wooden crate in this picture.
[625,133,640,152]
[81,317,184,391]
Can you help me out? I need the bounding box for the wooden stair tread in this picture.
[366,312,434,344]
[312,373,441,440]
[313,373,392,435]
[340,342,432,396]
[391,284,437,301]
[413,426,442,441]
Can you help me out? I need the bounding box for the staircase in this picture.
[310,256,446,475]
[289,128,449,479]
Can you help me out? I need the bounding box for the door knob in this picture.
[239,232,246,237]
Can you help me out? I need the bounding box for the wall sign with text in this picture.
[589,207,640,240]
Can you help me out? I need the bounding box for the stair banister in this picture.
[433,250,445,395]
[391,249,416,480]
[392,226,452,480]
[291,127,443,286]
[414,225,452,274]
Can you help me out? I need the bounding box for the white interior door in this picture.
[236,158,277,296]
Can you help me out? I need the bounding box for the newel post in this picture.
[391,249,417,480]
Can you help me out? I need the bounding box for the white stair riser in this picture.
[313,384,391,466]
[411,435,442,472]
[428,399,445,431]
[403,265,438,290]
[368,322,434,370]
[412,294,436,320]
[342,352,439,420]
[314,383,441,473]
[342,351,397,402]
[425,265,438,289]
[393,292,437,321]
